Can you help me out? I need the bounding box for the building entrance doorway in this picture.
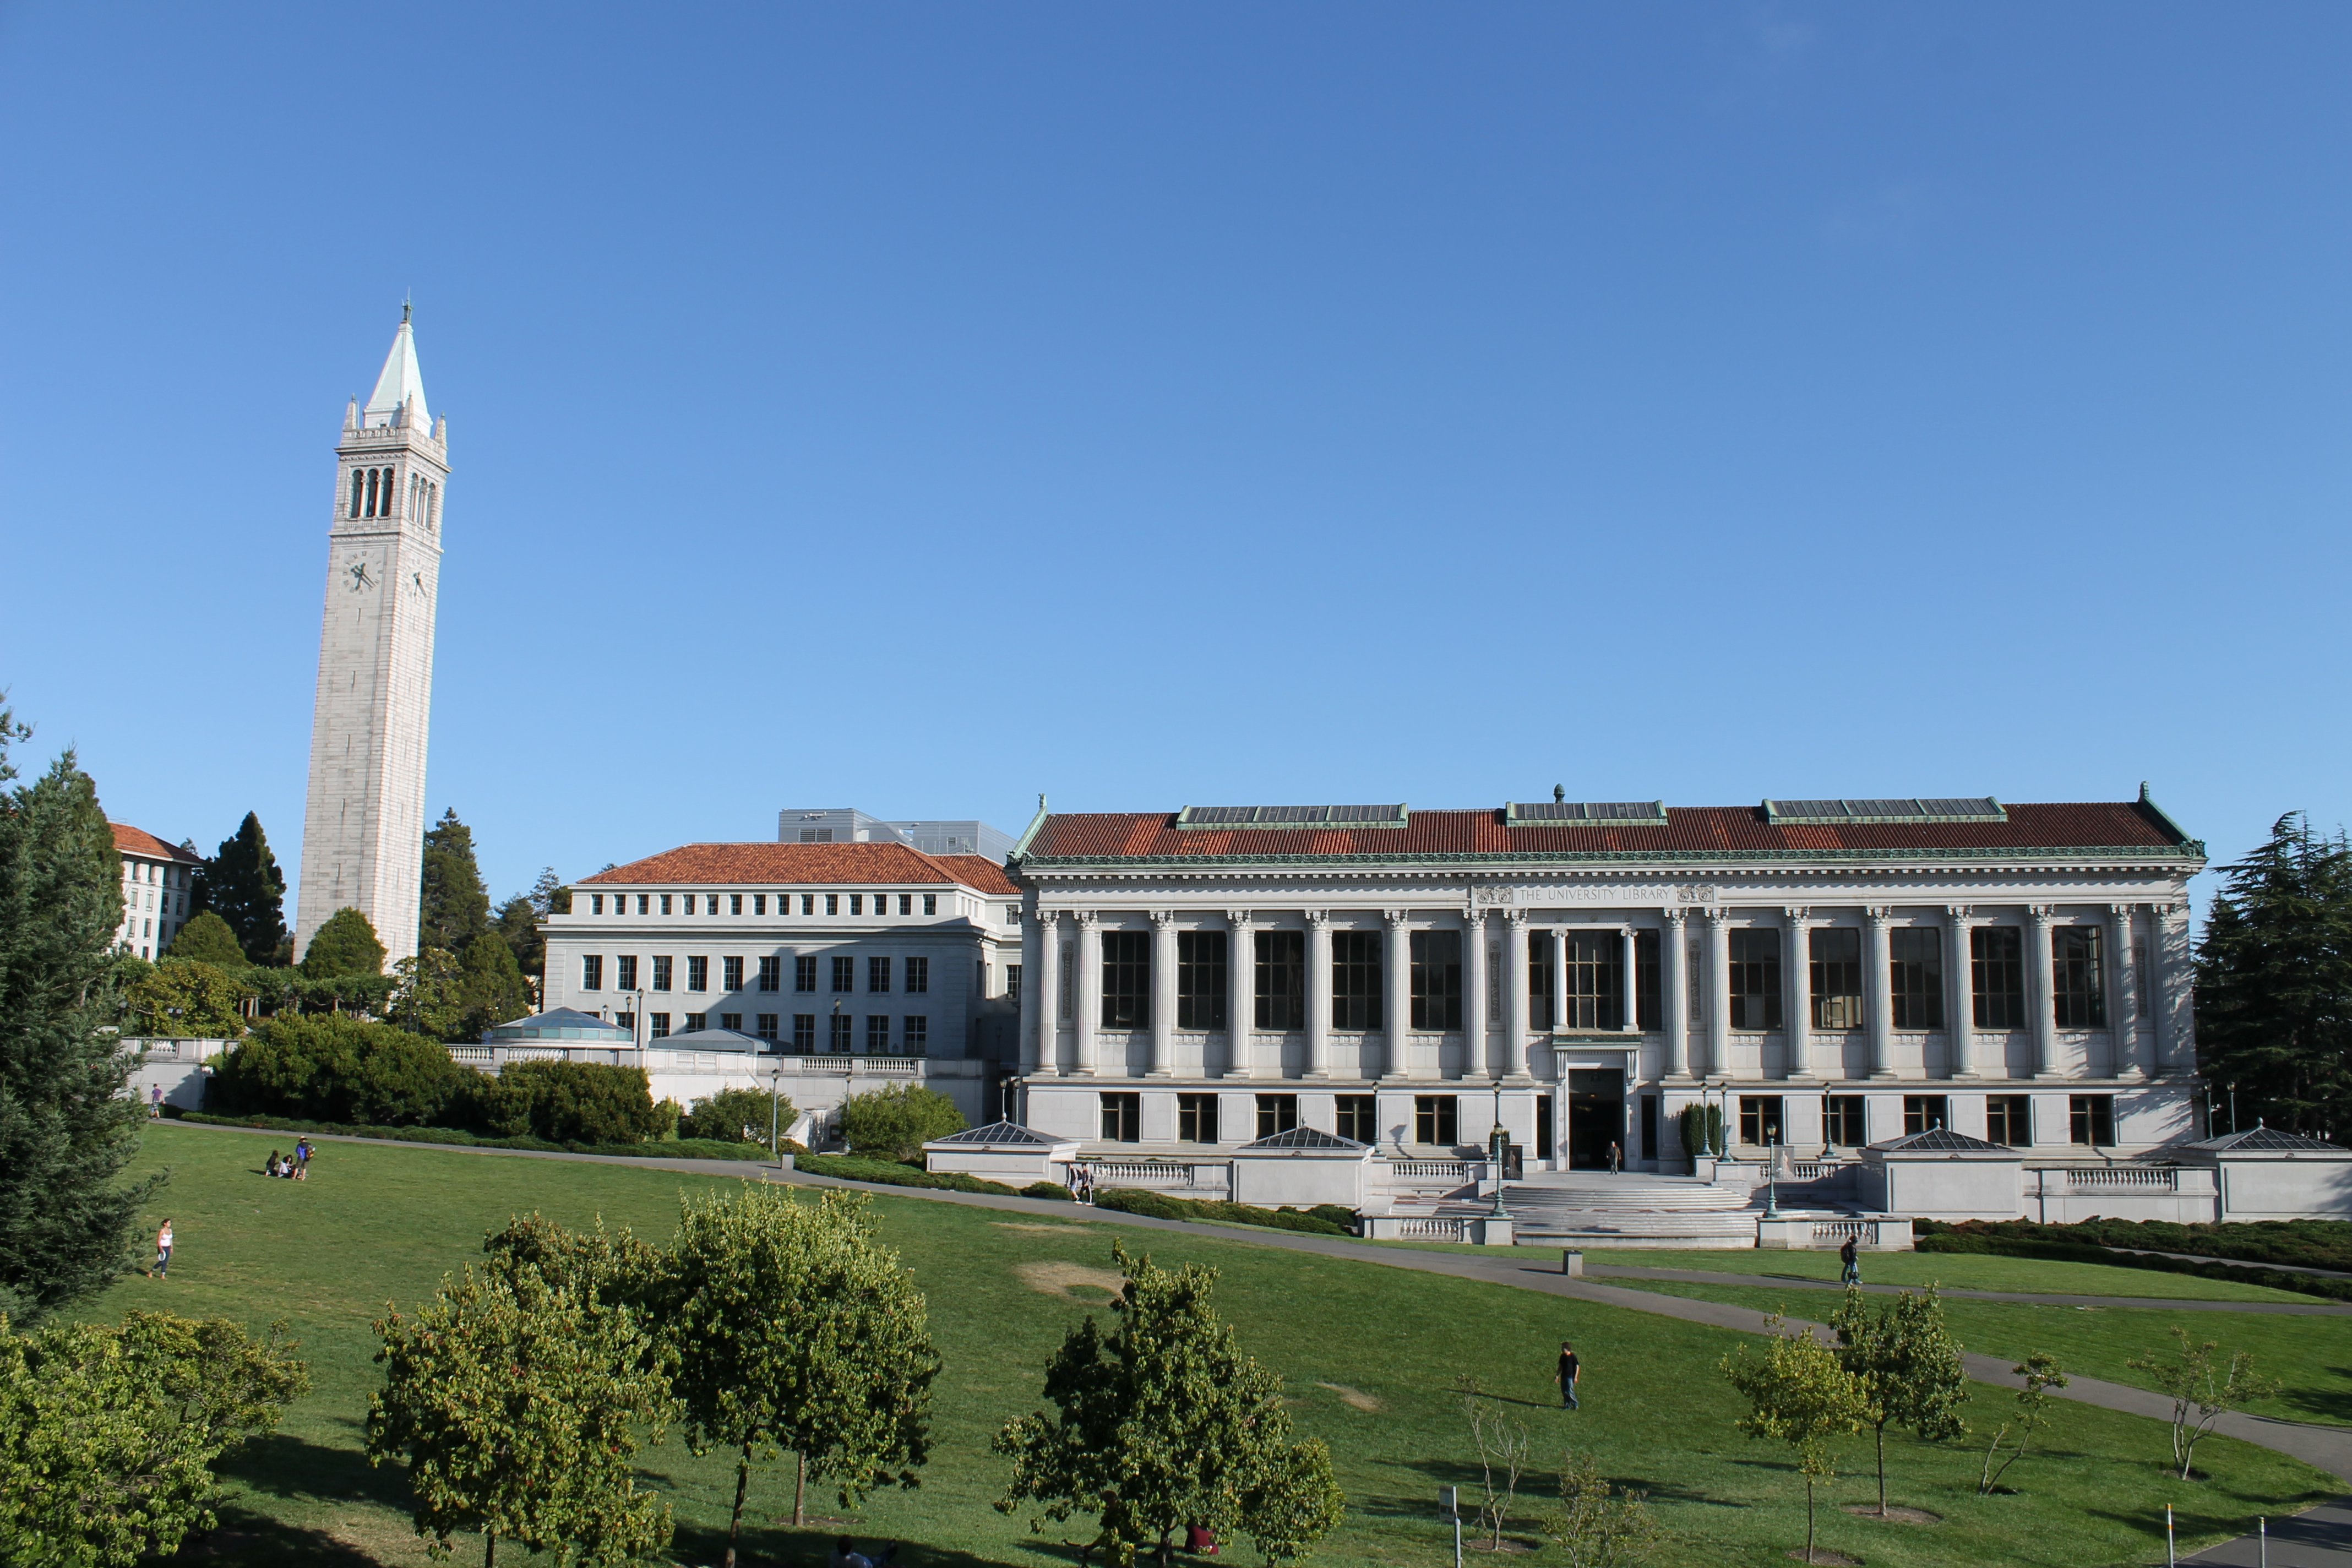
[1566,1068,1626,1170]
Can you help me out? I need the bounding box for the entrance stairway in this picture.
[1497,1172,1766,1248]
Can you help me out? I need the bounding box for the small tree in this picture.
[302,906,387,979]
[1457,1373,1531,1550]
[1830,1285,1969,1515]
[1541,1451,1661,1568]
[367,1262,676,1566]
[839,1083,967,1161]
[663,1187,937,1553]
[161,910,245,967]
[1979,1353,2068,1494]
[390,945,467,1040]
[2126,1326,2284,1479]
[1722,1319,1877,1565]
[126,958,255,1038]
[996,1241,1345,1567]
[680,1087,796,1147]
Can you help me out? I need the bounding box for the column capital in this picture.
[1150,909,1177,929]
[1663,906,1688,928]
[1304,908,1329,929]
[1032,907,1060,928]
[2027,904,2057,923]
[1703,907,1730,928]
[1384,907,1410,928]
[1502,907,1527,927]
[1782,906,1810,923]
[1225,908,1254,930]
[1945,904,1973,924]
[1865,906,1892,924]
[2108,902,2139,919]
[1074,909,1099,929]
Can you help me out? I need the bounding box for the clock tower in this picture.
[293,307,447,966]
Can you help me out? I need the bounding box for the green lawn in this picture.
[70,1125,2338,1567]
[1601,1275,2352,1428]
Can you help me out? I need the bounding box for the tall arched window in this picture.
[366,470,380,518]
[350,470,364,518]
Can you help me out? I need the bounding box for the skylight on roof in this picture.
[1506,801,1668,826]
[1763,797,2007,825]
[1174,804,1409,830]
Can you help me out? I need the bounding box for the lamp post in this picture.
[770,1057,785,1170]
[629,988,647,1070]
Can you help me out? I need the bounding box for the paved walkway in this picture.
[2109,1246,2352,1282]
[1587,1263,2352,1315]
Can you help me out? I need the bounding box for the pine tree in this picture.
[192,812,288,965]
[420,809,491,956]
[2195,813,2352,1136]
[302,907,389,979]
[456,938,531,1041]
[0,704,164,1324]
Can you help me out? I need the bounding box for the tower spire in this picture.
[363,309,429,430]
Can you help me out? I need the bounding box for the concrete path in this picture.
[2184,1497,2352,1565]
[2109,1246,2352,1283]
[1587,1263,2352,1316]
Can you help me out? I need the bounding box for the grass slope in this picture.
[69,1125,2335,1567]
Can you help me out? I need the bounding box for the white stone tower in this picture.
[293,308,447,965]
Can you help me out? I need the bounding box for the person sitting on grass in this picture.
[829,1537,897,1568]
[266,1151,282,1178]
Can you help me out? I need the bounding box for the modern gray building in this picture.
[777,806,1015,862]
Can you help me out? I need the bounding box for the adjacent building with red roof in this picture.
[110,823,204,959]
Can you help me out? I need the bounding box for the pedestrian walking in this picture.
[1607,1141,1621,1175]
[1839,1233,1861,1286]
[149,1084,164,1119]
[1556,1341,1580,1409]
[154,1218,174,1279]
[295,1138,312,1182]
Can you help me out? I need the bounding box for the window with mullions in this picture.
[1728,929,1783,1030]
[1902,1095,1948,1135]
[651,956,674,992]
[1972,927,2026,1029]
[906,957,928,993]
[866,1015,891,1052]
[830,956,854,992]
[687,956,709,992]
[650,1012,671,1038]
[2070,1094,2116,1146]
[1331,931,1381,1030]
[2053,927,2106,1028]
[903,1015,927,1049]
[794,956,816,992]
[1335,1095,1376,1145]
[1889,928,1945,1030]
[723,956,744,991]
[1413,1095,1458,1146]
[1410,930,1461,1030]
[1178,1093,1219,1144]
[758,956,780,993]
[1563,931,1625,1030]
[1824,1096,1868,1146]
[1986,1095,2032,1146]
[755,1014,777,1039]
[829,1012,852,1051]
[1101,1093,1141,1142]
[1635,929,1661,1030]
[1255,1094,1299,1139]
[1528,938,1554,1030]
[1810,928,1863,1030]
[1101,932,1150,1028]
[869,956,892,993]
[685,1012,707,1032]
[1255,931,1305,1030]
[581,955,603,990]
[617,955,638,990]
[1738,1096,1784,1147]
[1177,931,1227,1030]
[719,1012,741,1031]
[792,1014,816,1050]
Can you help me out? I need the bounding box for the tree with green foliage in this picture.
[2126,1325,2284,1479]
[839,1082,968,1161]
[1540,1451,1661,1568]
[482,1212,663,1315]
[1829,1284,1969,1515]
[680,1086,796,1148]
[190,812,288,965]
[491,867,565,986]
[0,702,161,1325]
[2196,812,2352,1138]
[391,945,468,1040]
[367,1261,676,1567]
[209,1012,471,1126]
[301,906,387,979]
[161,910,244,967]
[456,934,532,1041]
[420,809,492,957]
[662,1188,938,1560]
[1722,1319,1878,1566]
[1979,1353,2068,1495]
[495,1059,663,1144]
[124,958,254,1039]
[995,1240,1347,1567]
[0,1309,308,1566]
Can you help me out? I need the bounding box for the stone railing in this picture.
[1086,1161,1204,1188]
[2060,1166,2180,1190]
[1387,1161,1471,1181]
[1392,1216,1467,1242]
[129,1037,235,1063]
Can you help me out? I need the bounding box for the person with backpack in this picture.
[1839,1233,1861,1286]
[295,1139,312,1181]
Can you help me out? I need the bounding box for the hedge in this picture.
[1915,1215,2352,1275]
[792,1153,1021,1196]
[178,1110,771,1163]
[1091,1188,1356,1237]
[1914,1221,2352,1302]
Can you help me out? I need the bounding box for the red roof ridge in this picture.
[110,823,203,864]
[581,840,1015,892]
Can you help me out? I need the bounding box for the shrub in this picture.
[209,1014,470,1125]
[1091,1189,1353,1236]
[300,907,386,978]
[495,1059,663,1145]
[1913,1223,2352,1302]
[1022,1182,1074,1201]
[678,1086,794,1147]
[837,1084,968,1161]
[1305,1204,1359,1228]
[793,1153,1019,1195]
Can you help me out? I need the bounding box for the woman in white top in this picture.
[154,1219,174,1279]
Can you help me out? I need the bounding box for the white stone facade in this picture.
[293,312,444,965]
[111,824,203,959]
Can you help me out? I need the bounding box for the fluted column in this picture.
[1224,910,1255,1079]
[1782,907,1812,1081]
[1304,910,1332,1079]
[1549,928,1569,1032]
[1663,908,1691,1079]
[1019,908,1044,1074]
[1619,926,1640,1035]
[1945,906,1977,1079]
[1703,909,1730,1080]
[1148,910,1178,1077]
[1503,910,1532,1080]
[1072,911,1100,1077]
[2154,903,2191,1074]
[1463,910,1490,1080]
[1382,910,1412,1081]
[2028,905,2060,1079]
[1865,907,1896,1080]
[1033,911,1062,1076]
[2109,903,2142,1080]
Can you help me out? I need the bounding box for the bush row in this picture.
[1090,1189,1358,1237]
[1914,1214,2352,1274]
[792,1153,1020,1195]
[1914,1221,2352,1301]
[178,1110,768,1163]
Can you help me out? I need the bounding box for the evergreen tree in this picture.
[2195,812,2352,1137]
[0,703,162,1324]
[161,909,244,967]
[390,946,468,1041]
[420,808,491,956]
[491,893,543,982]
[192,812,288,965]
[302,907,388,978]
[457,937,532,1041]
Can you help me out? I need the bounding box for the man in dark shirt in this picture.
[1557,1342,1580,1409]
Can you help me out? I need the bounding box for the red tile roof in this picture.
[582,841,1016,892]
[1021,802,2193,862]
[110,824,203,864]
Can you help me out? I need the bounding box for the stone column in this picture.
[1704,909,1731,1080]
[1304,910,1332,1079]
[1224,910,1254,1079]
[1865,907,1896,1080]
[1663,908,1691,1079]
[1550,928,1569,1032]
[1782,907,1813,1081]
[2028,905,2060,1079]
[1945,906,1977,1079]
[2154,903,2191,1074]
[1033,911,1062,1076]
[1072,911,1100,1077]
[1619,926,1640,1035]
[1463,909,1490,1080]
[1148,910,1178,1077]
[1504,910,1532,1080]
[1019,908,1044,1074]
[1382,910,1412,1081]
[2109,903,2142,1080]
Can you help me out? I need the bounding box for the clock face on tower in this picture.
[348,560,375,592]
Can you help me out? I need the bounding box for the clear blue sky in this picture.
[3,4,2345,921]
